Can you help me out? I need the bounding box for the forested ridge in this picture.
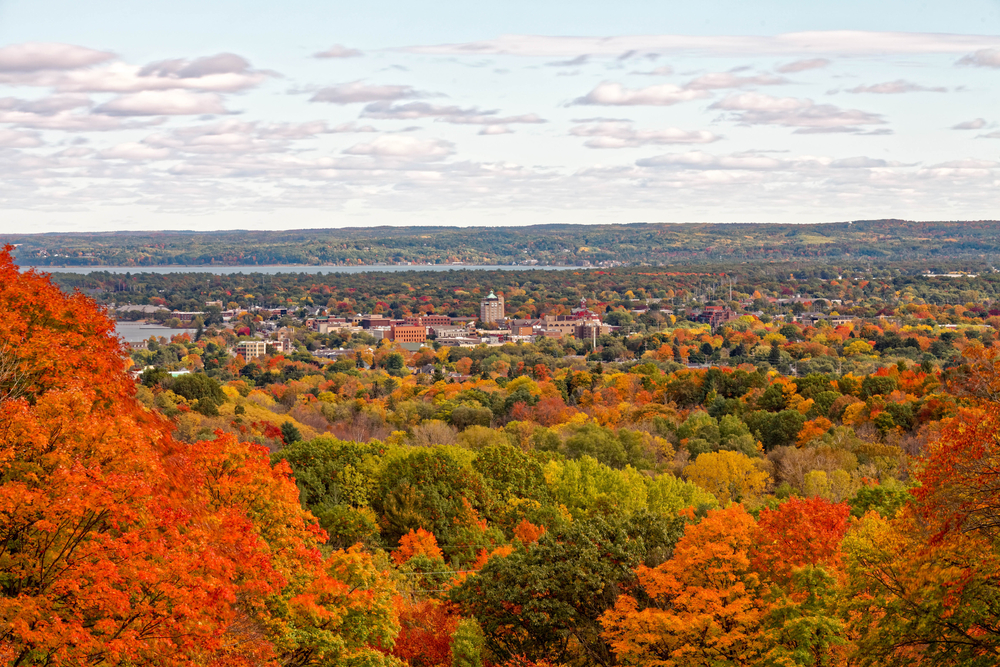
[8,219,1000,267]
[4,246,1000,666]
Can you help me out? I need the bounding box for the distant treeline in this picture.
[7,219,1000,267]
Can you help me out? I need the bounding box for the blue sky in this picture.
[0,0,998,231]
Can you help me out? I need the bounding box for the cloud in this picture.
[636,150,789,170]
[310,81,423,104]
[0,129,43,148]
[137,119,366,155]
[0,94,91,115]
[95,91,230,116]
[958,48,1000,67]
[479,125,511,135]
[448,113,545,126]
[684,72,788,90]
[632,65,674,76]
[343,135,454,160]
[547,55,589,67]
[829,156,888,168]
[403,32,1000,58]
[360,101,545,126]
[360,101,482,120]
[980,131,1000,139]
[776,58,830,73]
[570,121,720,148]
[0,95,157,131]
[7,56,271,93]
[314,44,364,59]
[846,80,946,94]
[573,82,708,106]
[929,159,999,168]
[710,92,885,133]
[952,118,987,130]
[330,121,378,133]
[99,142,172,160]
[0,42,114,72]
[140,53,252,79]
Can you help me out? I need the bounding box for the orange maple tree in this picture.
[752,496,851,587]
[0,248,401,666]
[600,505,771,667]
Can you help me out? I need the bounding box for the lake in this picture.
[24,264,574,276]
[115,322,199,343]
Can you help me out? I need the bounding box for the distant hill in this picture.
[6,220,1000,267]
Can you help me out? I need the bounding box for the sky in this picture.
[0,0,999,232]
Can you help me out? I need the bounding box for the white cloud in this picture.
[684,72,788,90]
[479,125,511,135]
[96,91,230,116]
[99,142,172,160]
[449,113,544,126]
[0,51,271,93]
[829,156,889,168]
[952,118,987,130]
[137,119,363,155]
[929,159,999,168]
[980,130,1000,139]
[570,121,719,148]
[710,92,885,133]
[0,94,91,115]
[636,150,787,170]
[958,48,1000,67]
[139,53,252,79]
[343,135,454,160]
[632,65,674,76]
[547,55,589,67]
[573,82,708,106]
[360,101,482,119]
[0,42,114,72]
[314,44,364,59]
[310,81,423,104]
[404,32,1000,58]
[0,100,155,131]
[360,101,545,126]
[0,128,43,147]
[846,80,946,94]
[776,58,830,73]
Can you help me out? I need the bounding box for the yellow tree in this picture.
[683,451,770,505]
[600,506,770,666]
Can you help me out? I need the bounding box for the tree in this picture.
[281,420,303,444]
[451,618,485,667]
[600,506,771,667]
[752,497,850,587]
[761,566,848,667]
[0,248,403,666]
[389,599,459,667]
[449,514,679,666]
[683,450,770,505]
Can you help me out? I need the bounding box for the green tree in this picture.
[451,618,485,667]
[449,513,680,666]
[280,421,303,445]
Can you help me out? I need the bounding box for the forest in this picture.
[8,218,1000,268]
[4,243,1000,667]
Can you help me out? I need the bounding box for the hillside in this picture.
[7,219,1000,267]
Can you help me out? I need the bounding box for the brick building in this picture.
[404,315,451,327]
[390,324,427,343]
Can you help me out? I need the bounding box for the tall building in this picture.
[235,340,268,360]
[480,290,504,324]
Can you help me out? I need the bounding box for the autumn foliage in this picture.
[0,248,400,666]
